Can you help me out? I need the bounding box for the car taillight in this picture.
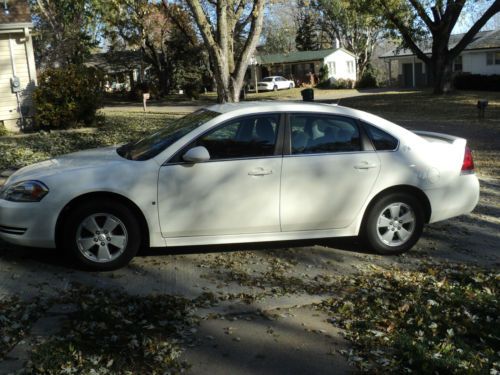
[461,146,474,174]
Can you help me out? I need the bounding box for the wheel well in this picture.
[363,185,432,225]
[55,192,150,250]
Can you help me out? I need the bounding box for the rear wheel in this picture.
[363,193,424,255]
[62,200,141,271]
[289,83,293,89]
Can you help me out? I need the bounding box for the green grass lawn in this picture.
[338,90,500,123]
[0,113,175,171]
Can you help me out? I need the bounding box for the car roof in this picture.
[207,101,344,115]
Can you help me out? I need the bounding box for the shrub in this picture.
[316,80,332,89]
[454,73,500,91]
[356,69,378,89]
[33,65,104,129]
[0,122,7,136]
[319,65,329,84]
[334,78,355,89]
[184,82,202,100]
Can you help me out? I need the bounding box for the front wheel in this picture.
[362,193,424,255]
[62,200,142,271]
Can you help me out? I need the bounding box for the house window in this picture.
[328,62,336,75]
[454,56,463,72]
[347,61,354,74]
[486,52,500,65]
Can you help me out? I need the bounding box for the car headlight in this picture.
[0,180,49,202]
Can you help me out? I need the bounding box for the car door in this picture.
[277,77,287,89]
[281,113,380,231]
[158,114,283,238]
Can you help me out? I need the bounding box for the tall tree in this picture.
[296,12,320,51]
[295,0,321,51]
[183,0,266,103]
[99,1,171,94]
[30,0,101,68]
[376,0,500,94]
[317,0,385,79]
[260,2,298,54]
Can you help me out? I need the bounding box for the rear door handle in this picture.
[354,162,377,170]
[248,167,273,176]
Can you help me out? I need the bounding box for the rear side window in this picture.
[364,123,399,151]
[290,114,361,154]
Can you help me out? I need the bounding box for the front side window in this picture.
[290,114,361,155]
[191,114,280,160]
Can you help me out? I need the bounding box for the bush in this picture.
[315,78,355,89]
[454,73,500,91]
[184,82,202,100]
[334,78,355,89]
[356,69,378,89]
[316,80,332,89]
[33,65,104,129]
[0,122,7,136]
[319,65,329,83]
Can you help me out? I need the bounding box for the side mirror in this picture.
[182,146,210,163]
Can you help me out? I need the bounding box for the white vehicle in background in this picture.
[0,102,479,271]
[257,76,295,91]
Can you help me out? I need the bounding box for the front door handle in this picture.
[248,167,273,176]
[354,162,377,170]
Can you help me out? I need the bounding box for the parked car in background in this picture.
[0,102,479,271]
[257,76,295,91]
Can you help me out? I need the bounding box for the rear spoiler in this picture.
[412,131,466,147]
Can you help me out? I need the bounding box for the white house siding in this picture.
[323,50,357,81]
[462,49,500,75]
[0,31,37,131]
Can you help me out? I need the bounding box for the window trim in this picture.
[164,113,286,165]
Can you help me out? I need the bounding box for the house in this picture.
[250,48,357,86]
[86,50,147,93]
[380,29,500,88]
[0,0,37,132]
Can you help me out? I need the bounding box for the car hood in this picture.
[7,146,125,184]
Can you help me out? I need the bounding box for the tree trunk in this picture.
[430,49,453,94]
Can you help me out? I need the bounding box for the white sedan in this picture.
[0,102,479,270]
[257,76,295,91]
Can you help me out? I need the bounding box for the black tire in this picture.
[273,85,278,91]
[362,193,424,255]
[62,199,142,271]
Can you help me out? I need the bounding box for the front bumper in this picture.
[0,198,56,248]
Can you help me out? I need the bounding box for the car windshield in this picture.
[262,77,274,82]
[117,109,220,161]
